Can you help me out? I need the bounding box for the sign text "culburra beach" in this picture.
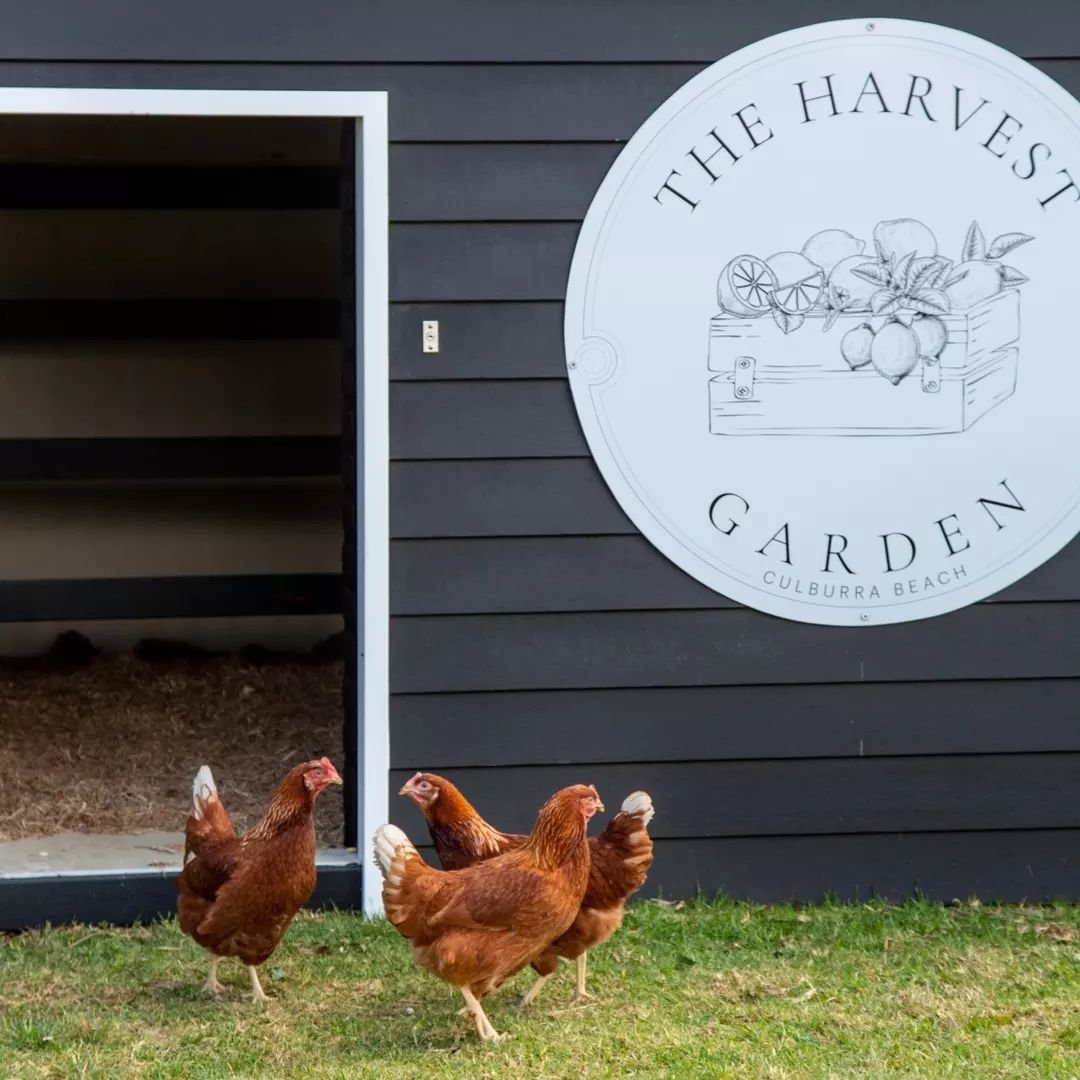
[654,72,1080,215]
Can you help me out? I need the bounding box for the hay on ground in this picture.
[0,649,345,847]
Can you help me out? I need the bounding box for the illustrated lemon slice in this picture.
[766,251,826,315]
[717,255,777,316]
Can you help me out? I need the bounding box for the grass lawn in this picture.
[2,899,1080,1079]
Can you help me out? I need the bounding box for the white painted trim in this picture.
[0,87,391,918]
[356,107,391,919]
[0,87,387,117]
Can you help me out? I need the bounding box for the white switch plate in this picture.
[422,320,439,353]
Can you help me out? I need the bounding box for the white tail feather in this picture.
[191,765,217,819]
[621,790,654,825]
[373,823,413,879]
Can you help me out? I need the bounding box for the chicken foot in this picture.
[248,964,269,1005]
[459,987,506,1042]
[571,953,595,1005]
[202,956,226,995]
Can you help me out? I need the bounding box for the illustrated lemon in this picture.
[841,323,875,369]
[910,314,948,358]
[716,254,778,317]
[871,320,920,385]
[873,218,938,264]
[801,229,867,275]
[827,255,880,312]
[765,251,826,315]
[944,260,1002,311]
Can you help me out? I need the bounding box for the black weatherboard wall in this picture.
[3,1,1080,903]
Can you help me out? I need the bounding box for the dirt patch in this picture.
[0,646,345,846]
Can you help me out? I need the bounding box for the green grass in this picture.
[2,899,1080,1079]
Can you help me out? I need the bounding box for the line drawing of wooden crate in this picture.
[707,290,1020,437]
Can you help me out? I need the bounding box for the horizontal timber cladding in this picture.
[389,537,1080,612]
[392,680,1080,768]
[387,754,1080,838]
[2,1,1077,61]
[402,833,1080,903]
[626,833,1080,904]
[390,605,1079,694]
[2,16,1079,906]
[0,61,1075,141]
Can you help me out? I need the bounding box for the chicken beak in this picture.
[596,800,605,813]
[398,771,423,797]
[321,757,344,785]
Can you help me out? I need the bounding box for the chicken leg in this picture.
[202,956,226,995]
[519,972,552,1008]
[460,987,506,1042]
[248,965,269,1004]
[571,953,594,1004]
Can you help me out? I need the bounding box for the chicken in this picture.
[372,783,602,1041]
[176,757,342,1003]
[399,772,654,1006]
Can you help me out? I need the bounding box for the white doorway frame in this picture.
[0,88,390,917]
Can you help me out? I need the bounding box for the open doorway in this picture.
[0,89,388,923]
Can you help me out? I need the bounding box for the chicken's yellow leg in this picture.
[460,987,507,1042]
[202,955,225,995]
[520,972,552,1008]
[571,953,594,1004]
[248,965,269,1004]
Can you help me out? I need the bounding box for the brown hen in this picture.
[400,772,654,1005]
[373,783,602,1041]
[176,757,341,1002]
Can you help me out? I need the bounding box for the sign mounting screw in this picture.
[422,320,440,354]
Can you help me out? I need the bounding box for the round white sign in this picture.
[565,18,1080,626]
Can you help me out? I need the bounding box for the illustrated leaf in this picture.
[987,232,1034,259]
[771,307,804,334]
[874,236,887,264]
[823,307,840,332]
[852,262,890,286]
[999,265,1029,286]
[905,289,951,316]
[908,257,940,291]
[962,221,986,262]
[871,289,899,315]
[930,257,954,288]
[895,251,917,291]
[943,267,969,289]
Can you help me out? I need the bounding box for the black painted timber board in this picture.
[391,679,1080,768]
[0,1,1075,62]
[390,459,630,538]
[388,754,1080,838]
[389,536,1080,611]
[0,62,1074,143]
[637,832,1080,904]
[390,604,1080,693]
[390,380,585,459]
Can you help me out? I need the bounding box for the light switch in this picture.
[422,320,439,353]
